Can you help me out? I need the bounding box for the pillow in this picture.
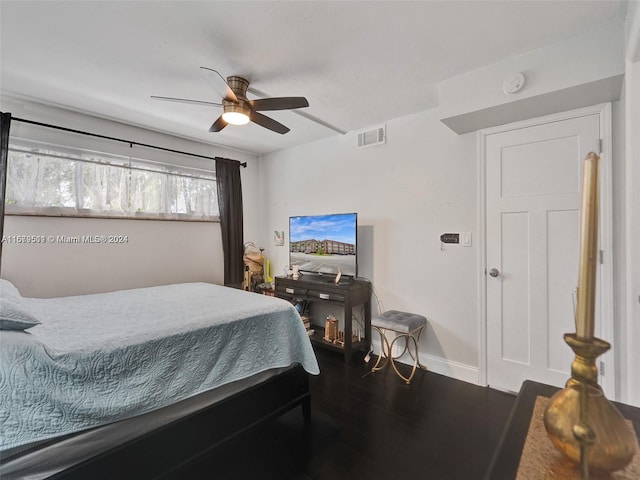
[0,297,41,330]
[0,279,22,300]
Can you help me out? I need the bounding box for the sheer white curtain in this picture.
[6,139,219,220]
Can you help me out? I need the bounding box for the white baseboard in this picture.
[370,339,479,385]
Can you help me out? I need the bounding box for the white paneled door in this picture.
[485,112,609,393]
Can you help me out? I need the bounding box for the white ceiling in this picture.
[0,1,627,155]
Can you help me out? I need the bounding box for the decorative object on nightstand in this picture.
[323,314,338,342]
[371,310,427,384]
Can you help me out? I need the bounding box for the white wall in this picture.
[0,97,260,297]
[259,109,479,380]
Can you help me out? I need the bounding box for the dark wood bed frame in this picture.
[46,365,310,479]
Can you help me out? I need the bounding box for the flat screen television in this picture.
[289,213,357,278]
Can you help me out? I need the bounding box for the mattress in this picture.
[0,282,319,452]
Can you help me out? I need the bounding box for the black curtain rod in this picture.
[9,115,247,168]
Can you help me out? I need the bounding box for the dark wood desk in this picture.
[485,380,640,480]
[275,275,371,362]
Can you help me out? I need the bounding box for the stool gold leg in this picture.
[389,334,415,384]
[371,326,391,372]
[413,325,428,370]
[407,335,422,382]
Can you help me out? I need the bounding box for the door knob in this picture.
[489,268,500,277]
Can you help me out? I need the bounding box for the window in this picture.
[5,139,219,221]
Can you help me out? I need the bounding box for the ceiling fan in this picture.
[151,67,309,134]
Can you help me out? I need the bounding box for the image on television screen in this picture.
[289,213,357,277]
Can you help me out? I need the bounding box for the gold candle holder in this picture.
[543,152,638,477]
[544,334,637,473]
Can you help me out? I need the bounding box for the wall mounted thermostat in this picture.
[440,233,460,244]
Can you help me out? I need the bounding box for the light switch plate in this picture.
[462,232,472,247]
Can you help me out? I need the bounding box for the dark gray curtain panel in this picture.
[0,112,11,274]
[215,158,244,286]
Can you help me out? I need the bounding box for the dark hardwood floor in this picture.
[170,349,515,480]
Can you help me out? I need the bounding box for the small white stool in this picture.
[371,310,427,384]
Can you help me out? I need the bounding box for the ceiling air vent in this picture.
[357,125,386,149]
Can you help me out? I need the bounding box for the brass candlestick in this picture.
[543,153,638,477]
[544,334,636,473]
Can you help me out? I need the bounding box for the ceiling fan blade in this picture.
[250,111,290,134]
[249,97,309,111]
[151,96,222,107]
[200,67,238,103]
[209,116,228,132]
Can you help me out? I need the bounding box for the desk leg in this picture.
[344,298,353,362]
[364,298,371,351]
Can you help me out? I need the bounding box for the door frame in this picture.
[477,103,615,396]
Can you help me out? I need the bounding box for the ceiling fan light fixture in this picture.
[222,111,250,125]
[222,101,251,125]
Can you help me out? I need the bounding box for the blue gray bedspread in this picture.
[0,282,319,450]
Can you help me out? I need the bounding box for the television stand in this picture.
[275,275,371,362]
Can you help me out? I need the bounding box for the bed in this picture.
[0,280,319,479]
